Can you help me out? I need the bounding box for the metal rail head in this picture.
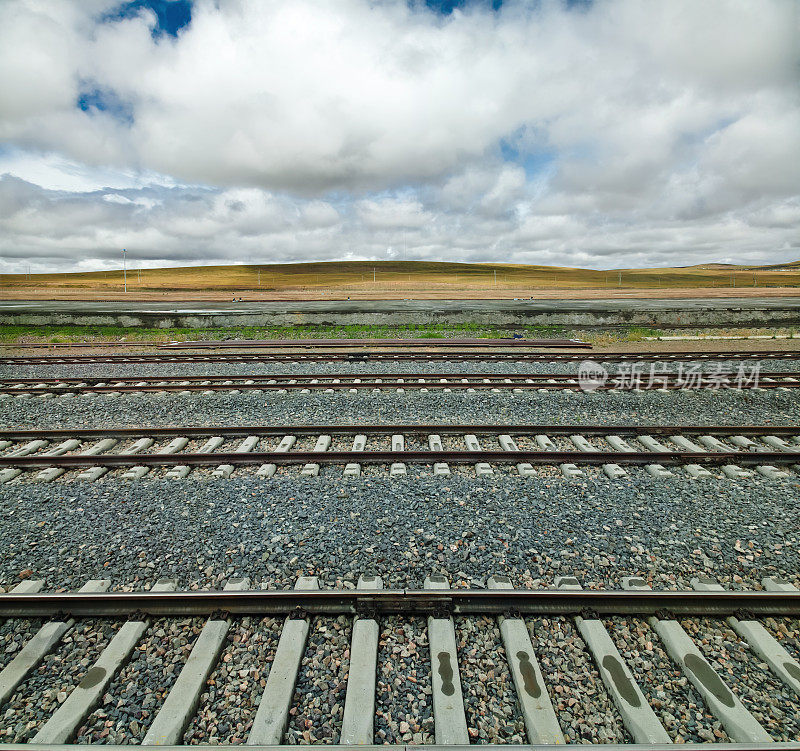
[2,449,800,470]
[0,588,798,619]
[0,424,798,440]
[1,348,798,364]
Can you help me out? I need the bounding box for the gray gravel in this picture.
[528,616,631,743]
[75,617,204,744]
[375,616,434,744]
[604,617,726,742]
[1,475,798,593]
[3,356,799,381]
[183,616,281,744]
[1,385,799,431]
[455,616,525,742]
[1,356,799,743]
[679,618,800,741]
[285,616,351,744]
[0,619,120,743]
[764,618,800,663]
[0,617,43,672]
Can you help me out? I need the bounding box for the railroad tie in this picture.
[340,575,383,744]
[696,435,731,451]
[554,576,670,743]
[78,437,153,482]
[247,576,320,745]
[34,439,82,482]
[301,435,331,477]
[390,433,406,476]
[424,574,469,745]
[636,435,675,478]
[142,578,250,745]
[213,435,259,479]
[570,433,626,480]
[166,435,224,479]
[621,576,772,741]
[0,439,50,483]
[343,434,367,477]
[0,579,110,707]
[122,436,188,480]
[487,575,563,743]
[536,434,581,478]
[728,435,765,451]
[498,434,535,476]
[763,435,796,452]
[691,576,800,698]
[258,435,297,478]
[667,435,716,479]
[428,434,450,476]
[464,434,492,476]
[33,579,178,744]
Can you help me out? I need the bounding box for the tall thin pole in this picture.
[494,269,497,287]
[258,268,261,286]
[123,249,127,293]
[373,267,376,283]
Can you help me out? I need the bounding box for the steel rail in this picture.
[1,588,797,618]
[2,350,799,364]
[0,424,797,440]
[159,337,592,349]
[11,745,800,751]
[4,378,797,394]
[2,371,796,386]
[9,370,796,384]
[2,450,799,469]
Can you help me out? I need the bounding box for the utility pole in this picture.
[373,267,376,283]
[137,268,141,283]
[122,249,127,293]
[494,269,497,287]
[618,270,622,287]
[258,268,261,286]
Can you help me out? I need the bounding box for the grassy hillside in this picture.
[1,259,798,292]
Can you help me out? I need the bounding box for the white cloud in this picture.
[0,0,797,271]
[356,197,433,229]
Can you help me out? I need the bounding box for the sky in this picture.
[0,0,798,274]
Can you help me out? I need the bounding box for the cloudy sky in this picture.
[0,0,798,274]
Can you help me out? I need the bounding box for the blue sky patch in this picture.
[102,0,192,38]
[500,139,556,179]
[423,0,503,14]
[77,84,134,125]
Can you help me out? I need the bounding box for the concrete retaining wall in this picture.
[1,299,799,329]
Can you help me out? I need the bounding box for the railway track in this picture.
[1,371,798,396]
[0,575,798,747]
[1,424,798,483]
[161,337,593,349]
[3,349,800,365]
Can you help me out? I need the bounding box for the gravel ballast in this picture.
[1,385,798,431]
[1,354,798,743]
[1,475,798,593]
[0,619,120,743]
